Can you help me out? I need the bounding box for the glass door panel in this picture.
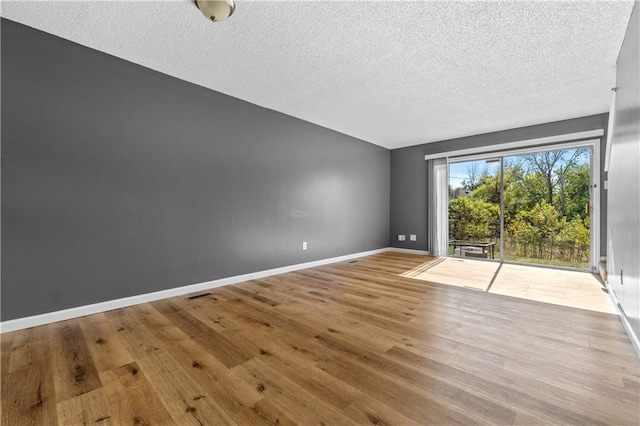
[501,147,591,269]
[448,159,502,261]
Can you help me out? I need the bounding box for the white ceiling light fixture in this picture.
[195,0,235,23]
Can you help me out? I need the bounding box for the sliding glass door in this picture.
[447,144,594,270]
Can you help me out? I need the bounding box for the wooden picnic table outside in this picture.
[449,240,496,259]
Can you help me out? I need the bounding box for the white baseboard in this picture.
[605,280,640,358]
[387,247,432,255]
[1,247,396,334]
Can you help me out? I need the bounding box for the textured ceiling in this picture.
[1,1,634,149]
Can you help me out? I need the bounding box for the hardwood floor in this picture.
[2,252,639,425]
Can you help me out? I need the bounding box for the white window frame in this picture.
[428,135,602,272]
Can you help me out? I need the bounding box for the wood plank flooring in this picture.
[2,252,639,425]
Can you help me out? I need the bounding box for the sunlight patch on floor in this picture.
[403,257,616,314]
[402,257,499,291]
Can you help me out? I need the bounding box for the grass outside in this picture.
[449,243,590,270]
[502,253,590,270]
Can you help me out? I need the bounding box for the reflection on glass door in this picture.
[448,158,502,261]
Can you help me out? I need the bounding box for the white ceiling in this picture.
[1,1,634,149]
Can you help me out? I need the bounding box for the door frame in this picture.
[446,139,600,272]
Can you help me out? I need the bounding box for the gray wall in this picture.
[608,2,639,345]
[1,19,390,321]
[390,114,609,254]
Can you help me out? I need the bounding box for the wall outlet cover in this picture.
[410,234,417,241]
[398,235,406,241]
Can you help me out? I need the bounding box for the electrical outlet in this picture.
[410,234,417,241]
[398,235,406,241]
[303,241,307,250]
